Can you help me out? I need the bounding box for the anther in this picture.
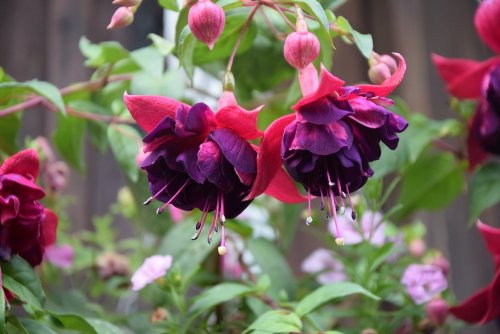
[335,237,345,246]
[328,181,335,187]
[306,216,313,226]
[191,232,199,240]
[207,234,212,244]
[217,246,227,256]
[156,207,164,215]
[351,211,357,220]
[341,191,347,199]
[143,197,153,205]
[214,225,219,233]
[196,221,202,230]
[338,206,345,215]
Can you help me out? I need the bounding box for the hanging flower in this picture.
[401,264,448,305]
[124,91,304,254]
[247,55,407,245]
[449,220,500,324]
[432,0,500,170]
[0,149,58,267]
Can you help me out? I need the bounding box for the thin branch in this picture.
[0,73,133,118]
[66,106,134,125]
[262,1,296,30]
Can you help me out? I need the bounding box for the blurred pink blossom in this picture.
[301,248,347,284]
[328,209,386,245]
[401,264,448,305]
[131,255,172,291]
[45,244,74,269]
[168,206,184,224]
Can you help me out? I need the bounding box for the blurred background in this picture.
[0,1,498,333]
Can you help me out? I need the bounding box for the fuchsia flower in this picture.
[401,264,448,305]
[432,0,500,170]
[301,248,347,284]
[188,0,225,50]
[247,55,407,244]
[449,221,500,324]
[131,255,172,291]
[0,149,58,267]
[124,91,304,253]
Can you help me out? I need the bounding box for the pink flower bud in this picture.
[431,255,450,277]
[112,0,141,6]
[284,31,320,71]
[408,239,426,257]
[188,0,225,50]
[426,298,449,326]
[368,63,392,85]
[379,54,398,73]
[107,6,134,30]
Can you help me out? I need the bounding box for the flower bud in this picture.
[188,0,225,50]
[284,31,320,71]
[112,0,141,6]
[107,6,134,30]
[368,63,392,85]
[426,298,448,326]
[408,239,426,257]
[431,255,450,277]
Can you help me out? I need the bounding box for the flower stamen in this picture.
[156,179,190,214]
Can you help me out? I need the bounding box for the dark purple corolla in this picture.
[248,55,407,244]
[125,91,304,254]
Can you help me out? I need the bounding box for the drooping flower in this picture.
[283,14,320,71]
[124,91,304,253]
[301,248,347,284]
[247,55,407,244]
[401,264,448,305]
[0,149,58,267]
[449,220,500,324]
[432,0,500,170]
[327,209,386,245]
[188,0,225,50]
[131,255,173,291]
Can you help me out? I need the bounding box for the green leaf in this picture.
[70,100,109,153]
[470,162,500,223]
[148,33,175,56]
[86,319,126,334]
[18,319,57,334]
[130,46,164,75]
[51,314,125,334]
[1,255,45,309]
[351,30,373,58]
[295,0,332,46]
[52,112,86,172]
[158,0,179,11]
[0,287,4,333]
[0,113,21,155]
[177,26,197,79]
[79,37,129,68]
[217,0,244,10]
[397,152,465,219]
[189,283,254,316]
[130,69,185,99]
[107,124,141,182]
[295,282,379,317]
[247,238,295,299]
[0,81,65,114]
[245,310,302,333]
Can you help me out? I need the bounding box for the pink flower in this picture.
[401,264,448,305]
[131,255,173,291]
[426,298,449,326]
[328,209,386,245]
[301,248,347,284]
[188,0,225,50]
[44,244,74,269]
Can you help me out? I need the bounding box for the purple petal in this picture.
[292,121,353,155]
[175,103,216,136]
[298,97,353,125]
[209,129,257,174]
[197,140,224,186]
[177,148,206,184]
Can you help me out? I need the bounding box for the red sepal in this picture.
[432,54,499,99]
[264,167,306,203]
[216,104,263,141]
[467,113,489,171]
[357,53,406,97]
[477,220,500,256]
[123,93,189,132]
[246,114,295,200]
[294,65,345,110]
[0,149,40,180]
[43,209,58,247]
[475,0,500,55]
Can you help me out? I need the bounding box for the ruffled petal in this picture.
[432,54,499,99]
[293,121,353,155]
[264,166,306,203]
[177,103,216,136]
[356,53,406,97]
[474,0,500,55]
[294,64,345,110]
[297,98,353,125]
[246,114,295,200]
[124,93,189,132]
[0,149,40,180]
[197,141,223,185]
[209,128,257,174]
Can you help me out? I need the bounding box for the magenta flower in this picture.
[401,264,448,305]
[131,255,173,291]
[432,0,500,170]
[0,149,58,267]
[449,221,500,324]
[247,56,407,244]
[124,91,304,252]
[328,209,386,245]
[301,248,347,284]
[45,244,74,269]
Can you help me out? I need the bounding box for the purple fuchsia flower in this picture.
[327,209,386,245]
[247,55,407,245]
[131,255,173,291]
[301,248,347,284]
[0,149,58,267]
[124,91,304,254]
[401,264,448,305]
[432,0,500,170]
